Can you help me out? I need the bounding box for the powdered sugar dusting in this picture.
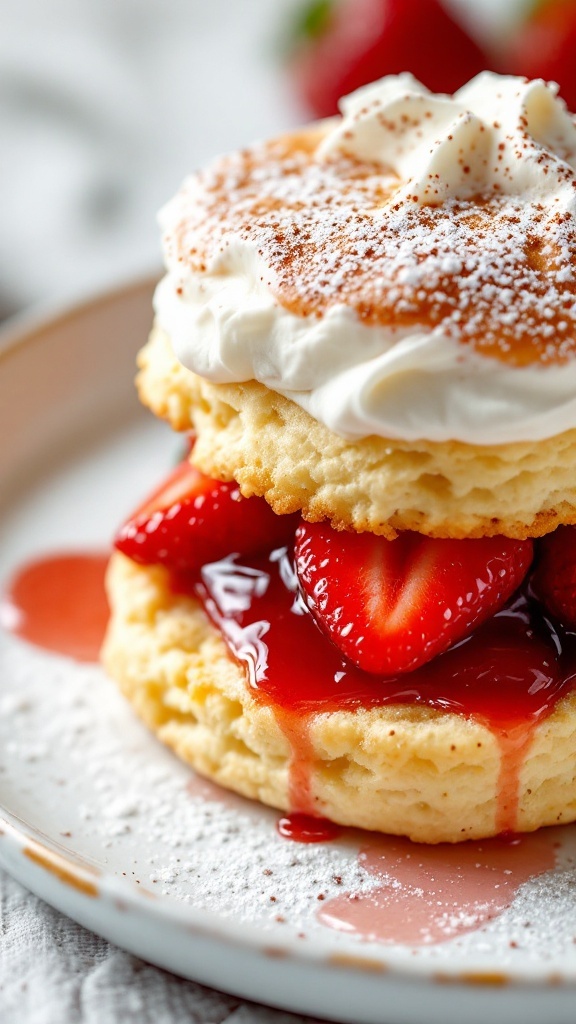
[165,132,576,368]
[155,75,576,446]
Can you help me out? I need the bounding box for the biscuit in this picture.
[137,325,576,541]
[102,552,576,843]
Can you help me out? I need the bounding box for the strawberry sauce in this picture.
[277,813,343,843]
[187,546,576,832]
[0,553,109,663]
[318,830,558,945]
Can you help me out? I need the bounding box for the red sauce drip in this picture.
[318,829,558,945]
[277,813,343,843]
[178,546,576,831]
[0,553,109,663]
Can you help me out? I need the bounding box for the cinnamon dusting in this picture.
[166,131,576,368]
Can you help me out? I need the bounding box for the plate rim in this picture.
[2,802,575,990]
[0,271,160,360]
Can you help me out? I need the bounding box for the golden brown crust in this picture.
[166,127,576,368]
[137,326,576,541]
[102,553,576,843]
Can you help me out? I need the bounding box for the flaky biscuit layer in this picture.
[102,552,576,843]
[137,326,576,540]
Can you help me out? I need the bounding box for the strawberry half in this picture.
[115,459,298,573]
[532,525,576,630]
[295,523,533,674]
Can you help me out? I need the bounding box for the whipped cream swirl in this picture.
[320,72,576,209]
[155,73,576,445]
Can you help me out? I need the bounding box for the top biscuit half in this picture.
[138,73,576,540]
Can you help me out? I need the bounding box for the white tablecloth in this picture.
[0,869,320,1024]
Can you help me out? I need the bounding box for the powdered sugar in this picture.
[154,74,576,446]
[164,135,576,368]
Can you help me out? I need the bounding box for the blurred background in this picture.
[1,0,573,321]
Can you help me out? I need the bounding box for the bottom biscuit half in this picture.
[102,552,576,844]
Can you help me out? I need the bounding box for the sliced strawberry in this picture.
[295,523,533,674]
[532,525,576,629]
[287,0,494,119]
[115,459,298,573]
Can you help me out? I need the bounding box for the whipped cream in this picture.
[155,73,576,446]
[320,72,576,208]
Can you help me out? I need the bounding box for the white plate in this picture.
[1,278,576,1024]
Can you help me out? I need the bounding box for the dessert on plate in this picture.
[103,72,576,843]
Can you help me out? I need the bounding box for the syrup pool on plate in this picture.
[0,552,109,663]
[185,736,562,947]
[317,830,560,946]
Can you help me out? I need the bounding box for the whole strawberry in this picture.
[532,525,576,629]
[287,0,494,118]
[505,0,576,114]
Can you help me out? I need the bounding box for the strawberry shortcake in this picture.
[103,73,576,843]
